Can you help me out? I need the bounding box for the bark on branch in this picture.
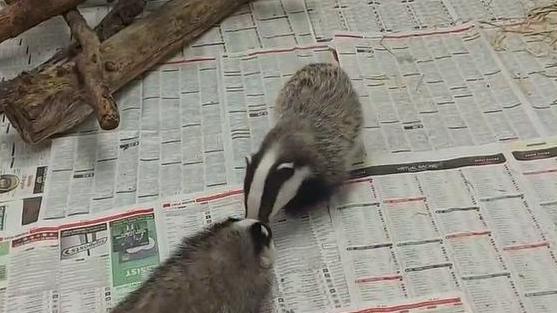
[1,0,251,143]
[48,0,146,63]
[64,9,119,130]
[0,0,86,44]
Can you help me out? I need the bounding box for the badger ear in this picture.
[249,222,272,249]
[276,162,295,171]
[249,222,274,268]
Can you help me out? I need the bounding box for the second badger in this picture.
[244,62,363,222]
[110,218,275,313]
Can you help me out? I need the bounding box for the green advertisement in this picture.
[0,241,9,289]
[110,213,159,288]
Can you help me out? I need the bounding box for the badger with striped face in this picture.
[244,63,363,223]
[111,217,275,313]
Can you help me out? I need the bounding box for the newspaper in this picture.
[38,45,337,218]
[444,0,554,24]
[1,0,553,83]
[40,56,236,219]
[0,115,49,229]
[2,139,557,312]
[333,23,548,154]
[305,0,456,40]
[0,0,314,81]
[345,144,557,313]
[277,0,552,41]
[219,22,553,182]
[0,179,474,313]
[507,138,557,234]
[481,25,557,137]
[2,0,557,312]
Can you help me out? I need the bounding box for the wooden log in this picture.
[1,0,250,144]
[0,0,87,44]
[64,9,119,130]
[0,0,144,116]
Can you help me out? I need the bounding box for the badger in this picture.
[244,62,363,223]
[110,217,275,313]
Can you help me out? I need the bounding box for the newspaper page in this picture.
[507,138,557,235]
[0,0,318,220]
[0,114,49,231]
[481,25,557,137]
[0,185,474,313]
[347,293,473,313]
[333,23,545,155]
[502,138,557,313]
[306,0,456,40]
[2,1,557,313]
[40,57,235,219]
[2,0,551,84]
[292,0,551,41]
[3,140,557,312]
[174,0,315,56]
[442,0,553,24]
[341,142,557,313]
[0,0,314,82]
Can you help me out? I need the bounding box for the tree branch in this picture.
[0,0,145,115]
[63,9,119,130]
[47,0,146,64]
[0,0,86,44]
[1,0,251,143]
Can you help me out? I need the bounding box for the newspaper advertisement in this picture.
[0,163,47,233]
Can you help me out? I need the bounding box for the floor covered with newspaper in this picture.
[1,0,557,312]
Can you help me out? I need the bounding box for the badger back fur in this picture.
[244,62,363,222]
[110,218,275,313]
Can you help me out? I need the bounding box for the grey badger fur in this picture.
[110,217,275,313]
[244,62,363,223]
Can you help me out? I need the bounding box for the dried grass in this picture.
[481,2,557,54]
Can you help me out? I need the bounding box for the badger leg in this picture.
[347,134,366,168]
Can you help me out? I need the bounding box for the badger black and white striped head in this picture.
[192,217,275,269]
[234,218,275,268]
[243,142,314,223]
